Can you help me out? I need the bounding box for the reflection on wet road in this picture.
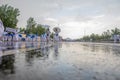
[0,42,120,80]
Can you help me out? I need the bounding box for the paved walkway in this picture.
[0,42,53,57]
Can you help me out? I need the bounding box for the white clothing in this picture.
[0,20,4,37]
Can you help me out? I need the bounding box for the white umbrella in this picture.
[53,27,61,33]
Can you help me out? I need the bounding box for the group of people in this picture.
[40,28,61,42]
[0,19,17,42]
[41,28,51,42]
[0,19,61,43]
[113,35,120,43]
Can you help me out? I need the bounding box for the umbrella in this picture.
[19,34,22,37]
[53,27,61,33]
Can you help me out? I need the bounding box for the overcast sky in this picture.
[1,0,120,39]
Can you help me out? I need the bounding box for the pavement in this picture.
[0,41,53,57]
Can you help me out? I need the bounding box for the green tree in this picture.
[90,33,96,41]
[111,28,120,35]
[101,30,111,40]
[81,27,120,42]
[26,17,36,29]
[36,24,45,36]
[26,17,36,34]
[0,4,20,28]
[82,36,90,41]
[50,32,54,39]
[19,27,25,33]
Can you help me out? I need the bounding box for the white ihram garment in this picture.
[0,20,4,37]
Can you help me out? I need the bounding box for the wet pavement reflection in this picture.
[0,42,120,80]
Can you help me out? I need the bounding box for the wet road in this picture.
[0,42,120,80]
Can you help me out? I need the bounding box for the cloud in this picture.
[44,18,58,23]
[1,0,120,39]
